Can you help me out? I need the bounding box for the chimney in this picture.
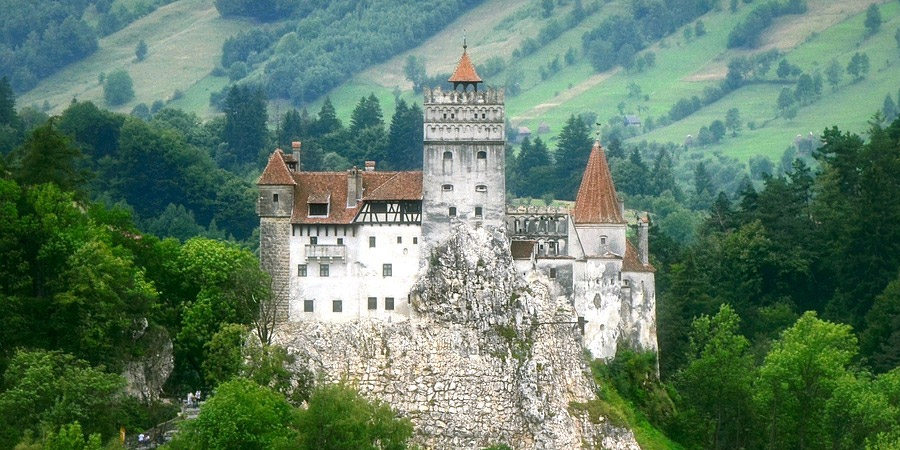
[364,161,376,172]
[288,141,302,172]
[618,198,625,218]
[347,166,362,207]
[638,216,649,266]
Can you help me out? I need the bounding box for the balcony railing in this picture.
[305,244,346,260]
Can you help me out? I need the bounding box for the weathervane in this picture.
[463,30,467,50]
[595,122,602,141]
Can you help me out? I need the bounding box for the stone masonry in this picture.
[277,225,641,450]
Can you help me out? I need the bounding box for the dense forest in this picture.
[0,0,176,92]
[216,0,485,105]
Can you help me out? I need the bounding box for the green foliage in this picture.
[13,120,87,193]
[386,99,424,170]
[103,70,135,106]
[866,4,883,35]
[42,422,103,450]
[175,378,299,450]
[202,323,247,388]
[135,40,148,62]
[553,115,593,199]
[215,0,300,22]
[727,0,807,48]
[847,52,870,80]
[221,85,267,170]
[0,350,125,448]
[0,0,98,91]
[297,382,413,450]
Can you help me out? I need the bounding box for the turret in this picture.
[257,149,296,218]
[638,216,649,265]
[572,140,627,257]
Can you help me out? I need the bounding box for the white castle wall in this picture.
[288,223,421,322]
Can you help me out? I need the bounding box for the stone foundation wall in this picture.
[277,226,641,449]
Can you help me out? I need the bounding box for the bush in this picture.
[103,70,134,105]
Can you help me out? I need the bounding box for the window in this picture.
[451,113,455,119]
[443,113,447,119]
[443,151,453,160]
[273,193,279,203]
[337,238,343,245]
[476,150,487,159]
[371,203,387,213]
[475,206,483,218]
[303,300,314,312]
[309,203,328,216]
[383,264,392,277]
[475,185,487,192]
[600,236,607,245]
[320,264,329,277]
[310,236,317,245]
[449,207,457,217]
[298,264,307,277]
[413,237,418,244]
[623,279,631,287]
[385,297,395,310]
[332,300,342,313]
[549,268,557,279]
[397,236,402,244]
[482,113,486,119]
[368,297,377,310]
[369,236,376,248]
[442,184,453,191]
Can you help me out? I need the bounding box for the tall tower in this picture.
[257,149,295,320]
[422,44,506,246]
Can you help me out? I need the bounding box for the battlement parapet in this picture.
[424,87,504,105]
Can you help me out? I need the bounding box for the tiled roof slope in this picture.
[448,49,482,83]
[257,150,296,185]
[290,171,423,224]
[623,240,655,272]
[572,141,626,224]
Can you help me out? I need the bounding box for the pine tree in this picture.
[865,4,882,35]
[883,94,898,122]
[553,115,593,199]
[222,85,268,168]
[349,94,384,133]
[15,120,87,193]
[387,100,423,170]
[0,77,18,128]
[135,39,148,62]
[313,97,341,137]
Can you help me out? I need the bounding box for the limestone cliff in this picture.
[277,225,641,449]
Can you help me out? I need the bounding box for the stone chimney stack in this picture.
[365,161,376,172]
[618,198,625,218]
[347,166,362,207]
[638,216,649,266]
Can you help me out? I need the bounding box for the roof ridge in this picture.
[572,140,626,224]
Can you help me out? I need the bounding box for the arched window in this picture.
[476,151,487,159]
[443,151,453,160]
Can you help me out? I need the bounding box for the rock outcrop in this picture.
[278,225,640,449]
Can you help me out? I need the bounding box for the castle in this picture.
[257,46,656,359]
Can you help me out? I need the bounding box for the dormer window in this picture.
[308,203,328,216]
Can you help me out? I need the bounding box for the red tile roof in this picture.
[572,141,625,224]
[257,150,296,185]
[290,171,423,224]
[623,240,655,272]
[448,49,483,84]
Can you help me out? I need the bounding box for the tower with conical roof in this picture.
[572,140,628,258]
[421,43,506,246]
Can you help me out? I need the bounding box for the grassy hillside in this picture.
[321,0,899,163]
[17,0,899,166]
[19,0,253,116]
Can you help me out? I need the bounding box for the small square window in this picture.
[303,300,314,312]
[337,238,343,245]
[310,236,317,245]
[451,113,455,119]
[449,207,457,217]
[413,237,418,244]
[368,297,377,310]
[397,236,402,244]
[442,184,453,191]
[475,185,487,192]
[549,268,557,279]
[600,236,607,245]
[482,113,486,119]
[475,206,483,218]
[332,300,342,312]
[320,264,329,277]
[385,297,395,310]
[273,193,279,202]
[383,264,392,277]
[369,236,376,248]
[298,264,307,277]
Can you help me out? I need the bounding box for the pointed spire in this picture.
[448,39,482,89]
[572,140,626,224]
[257,149,297,185]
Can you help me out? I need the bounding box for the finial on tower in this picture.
[463,30,467,51]
[595,122,603,145]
